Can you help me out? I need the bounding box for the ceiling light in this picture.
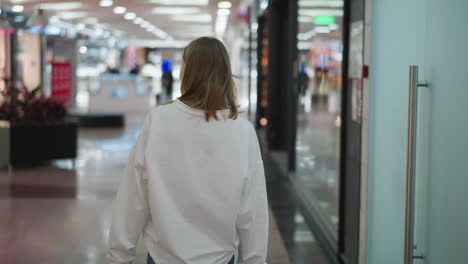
[299,9,343,16]
[171,14,211,22]
[99,0,113,7]
[113,6,126,14]
[12,5,24,12]
[77,23,85,30]
[217,1,232,9]
[79,45,88,54]
[153,28,163,34]
[148,0,208,6]
[298,16,311,23]
[299,29,317,40]
[141,21,150,28]
[39,2,82,11]
[133,17,144,24]
[124,12,136,20]
[299,0,343,8]
[315,26,330,33]
[329,24,339,30]
[217,9,230,16]
[57,11,88,20]
[152,7,200,15]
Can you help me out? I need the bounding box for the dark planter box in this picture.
[0,120,78,167]
[68,110,124,128]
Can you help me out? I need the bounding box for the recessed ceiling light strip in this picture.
[100,0,113,7]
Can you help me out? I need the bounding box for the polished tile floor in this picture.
[260,131,332,264]
[0,116,144,264]
[0,114,292,264]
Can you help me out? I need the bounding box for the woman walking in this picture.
[107,37,268,264]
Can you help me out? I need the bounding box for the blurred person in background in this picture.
[161,59,174,101]
[130,64,141,75]
[107,37,269,264]
[298,63,309,103]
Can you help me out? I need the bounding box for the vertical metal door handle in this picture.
[404,66,427,264]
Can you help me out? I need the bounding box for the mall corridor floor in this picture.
[0,114,294,264]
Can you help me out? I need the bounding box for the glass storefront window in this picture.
[296,1,344,234]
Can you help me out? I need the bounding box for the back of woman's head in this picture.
[179,37,238,121]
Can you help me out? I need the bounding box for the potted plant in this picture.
[0,81,78,167]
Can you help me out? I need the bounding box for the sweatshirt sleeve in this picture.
[237,126,269,264]
[107,113,152,264]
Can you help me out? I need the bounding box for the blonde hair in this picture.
[179,37,238,121]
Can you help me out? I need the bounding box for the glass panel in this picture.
[415,0,468,263]
[296,1,344,234]
[365,0,426,262]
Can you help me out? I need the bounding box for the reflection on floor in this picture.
[295,94,341,233]
[0,113,290,264]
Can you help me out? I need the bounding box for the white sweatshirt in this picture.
[107,99,268,264]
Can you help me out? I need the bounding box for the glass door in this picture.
[295,0,345,236]
[409,0,468,263]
